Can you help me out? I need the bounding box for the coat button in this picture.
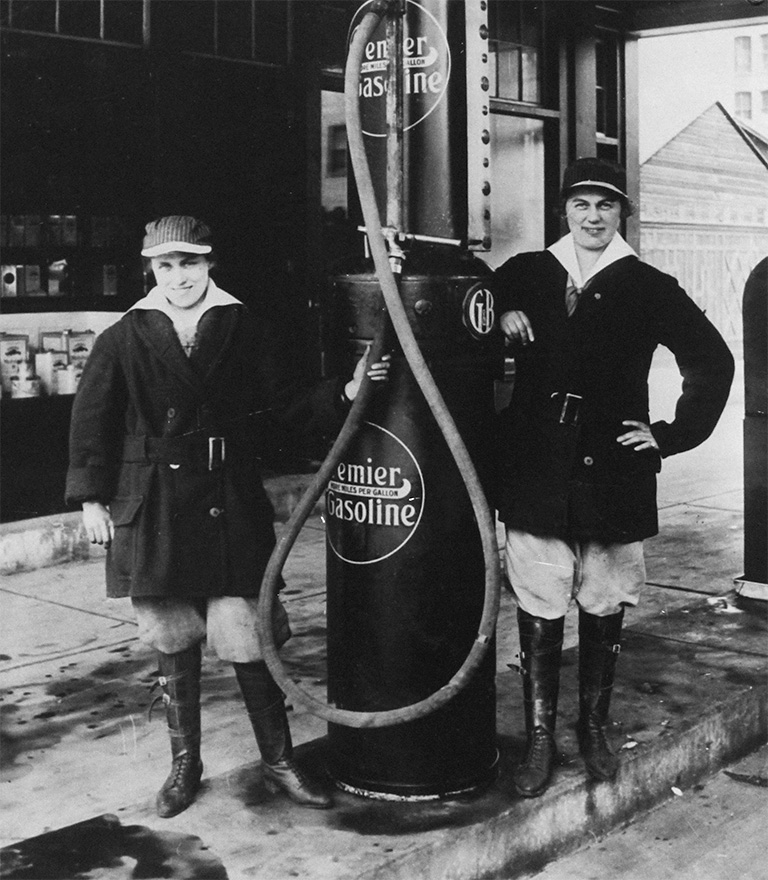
[594,293,601,300]
[209,507,223,518]
[167,407,176,418]
[584,456,594,466]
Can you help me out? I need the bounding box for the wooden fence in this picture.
[641,223,768,343]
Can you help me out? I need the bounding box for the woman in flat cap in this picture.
[66,215,389,817]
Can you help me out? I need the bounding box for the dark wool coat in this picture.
[66,304,346,599]
[493,251,734,543]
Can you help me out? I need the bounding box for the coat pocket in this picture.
[111,495,144,526]
[108,495,144,581]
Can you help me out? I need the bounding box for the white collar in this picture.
[128,279,241,320]
[548,232,637,290]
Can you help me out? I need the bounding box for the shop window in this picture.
[327,124,348,177]
[316,5,359,265]
[486,114,545,268]
[245,2,287,65]
[0,0,287,61]
[735,35,752,74]
[596,31,620,141]
[735,91,753,120]
[762,34,768,72]
[2,0,144,44]
[58,0,101,39]
[488,0,542,104]
[216,0,254,60]
[762,90,768,115]
[596,141,619,165]
[150,1,215,54]
[150,0,287,62]
[317,2,358,74]
[321,90,354,264]
[4,0,57,33]
[322,93,348,214]
[103,1,143,45]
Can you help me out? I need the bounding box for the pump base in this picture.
[330,751,499,802]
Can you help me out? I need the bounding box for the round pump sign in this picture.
[352,0,451,137]
[326,422,425,564]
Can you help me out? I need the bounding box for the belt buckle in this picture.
[208,437,226,471]
[556,393,582,426]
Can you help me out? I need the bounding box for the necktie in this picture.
[566,283,582,317]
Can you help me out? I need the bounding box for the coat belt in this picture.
[122,434,228,470]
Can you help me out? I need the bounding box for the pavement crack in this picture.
[626,629,768,659]
[0,586,135,624]
[0,637,140,672]
[645,581,726,596]
[723,771,768,788]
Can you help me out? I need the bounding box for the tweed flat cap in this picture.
[141,216,213,257]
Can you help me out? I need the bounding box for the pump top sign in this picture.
[353,0,451,137]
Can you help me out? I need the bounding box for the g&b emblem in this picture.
[462,284,495,339]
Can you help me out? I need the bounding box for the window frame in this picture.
[0,0,290,66]
[735,90,753,120]
[487,0,548,106]
[735,35,752,74]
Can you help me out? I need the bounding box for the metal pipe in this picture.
[356,225,462,247]
[385,2,405,235]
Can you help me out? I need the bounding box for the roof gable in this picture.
[643,102,768,172]
[641,102,768,214]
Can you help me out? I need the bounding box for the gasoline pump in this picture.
[258,0,504,799]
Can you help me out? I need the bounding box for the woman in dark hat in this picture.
[494,159,734,797]
[66,216,389,817]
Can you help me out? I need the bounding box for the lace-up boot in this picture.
[511,609,564,798]
[233,662,333,809]
[154,646,204,818]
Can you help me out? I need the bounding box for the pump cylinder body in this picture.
[350,0,491,248]
[325,249,500,798]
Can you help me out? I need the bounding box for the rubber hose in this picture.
[256,3,501,728]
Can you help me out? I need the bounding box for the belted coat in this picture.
[493,250,734,543]
[66,301,346,599]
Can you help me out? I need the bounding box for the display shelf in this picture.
[2,212,143,302]
[1,295,136,313]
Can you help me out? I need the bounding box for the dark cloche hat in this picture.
[561,158,627,199]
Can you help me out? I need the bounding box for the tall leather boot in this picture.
[577,608,624,782]
[233,661,333,809]
[154,645,204,818]
[511,608,565,798]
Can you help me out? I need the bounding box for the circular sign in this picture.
[352,0,451,138]
[326,421,425,565]
[462,284,496,339]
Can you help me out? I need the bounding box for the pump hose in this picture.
[256,0,501,728]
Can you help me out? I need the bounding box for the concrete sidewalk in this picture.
[1,352,766,879]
